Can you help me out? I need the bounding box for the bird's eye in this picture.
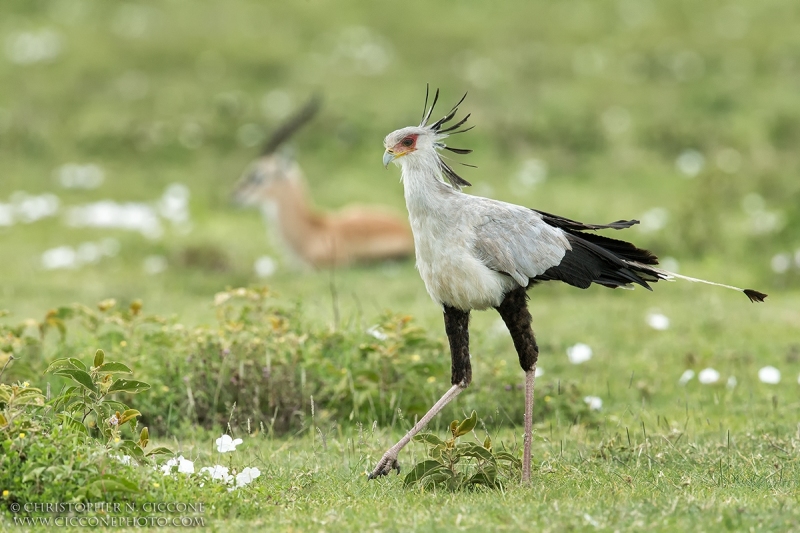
[401,137,414,147]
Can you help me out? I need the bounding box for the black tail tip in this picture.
[743,289,768,303]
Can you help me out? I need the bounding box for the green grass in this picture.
[2,0,800,531]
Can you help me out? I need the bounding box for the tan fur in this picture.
[233,154,414,268]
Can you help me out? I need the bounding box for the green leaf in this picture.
[58,414,88,435]
[457,442,495,463]
[95,362,132,374]
[54,306,75,320]
[44,358,75,374]
[428,445,444,461]
[116,440,137,454]
[54,369,97,394]
[454,410,478,438]
[49,386,79,411]
[403,460,447,487]
[108,379,150,394]
[422,470,455,488]
[68,358,87,371]
[14,388,45,405]
[483,435,492,450]
[23,466,46,482]
[413,433,446,447]
[119,409,141,425]
[494,451,521,466]
[131,447,146,462]
[93,349,105,367]
[449,420,459,438]
[100,400,128,412]
[87,475,139,494]
[467,468,498,487]
[145,446,173,457]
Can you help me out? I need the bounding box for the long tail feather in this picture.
[650,267,767,303]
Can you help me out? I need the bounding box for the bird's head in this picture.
[382,87,474,190]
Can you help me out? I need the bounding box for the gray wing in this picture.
[471,201,570,287]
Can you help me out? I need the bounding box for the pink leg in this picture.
[368,384,464,478]
[522,366,536,483]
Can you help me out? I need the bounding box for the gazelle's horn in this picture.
[261,94,322,155]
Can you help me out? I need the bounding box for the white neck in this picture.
[399,150,457,217]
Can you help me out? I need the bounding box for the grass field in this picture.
[2,0,800,531]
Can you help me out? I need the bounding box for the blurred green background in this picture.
[3,4,800,527]
[1,0,798,325]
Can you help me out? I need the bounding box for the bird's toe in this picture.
[368,454,401,479]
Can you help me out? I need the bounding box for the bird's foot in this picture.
[368,451,401,479]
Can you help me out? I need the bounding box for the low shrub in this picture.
[0,348,163,511]
[1,288,599,437]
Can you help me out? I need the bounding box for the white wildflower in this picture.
[583,396,603,411]
[228,467,261,491]
[566,343,592,364]
[726,376,737,389]
[160,457,177,475]
[177,456,194,474]
[646,312,670,331]
[678,369,695,386]
[366,325,388,341]
[216,434,243,453]
[199,465,233,484]
[698,368,720,385]
[41,246,78,270]
[160,455,194,475]
[758,366,780,384]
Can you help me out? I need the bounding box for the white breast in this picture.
[412,219,516,310]
[402,165,517,310]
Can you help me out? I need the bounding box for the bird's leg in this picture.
[368,384,463,478]
[368,306,471,479]
[496,287,539,484]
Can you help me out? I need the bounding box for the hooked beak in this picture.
[382,151,395,169]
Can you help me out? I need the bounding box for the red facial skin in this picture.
[391,134,418,156]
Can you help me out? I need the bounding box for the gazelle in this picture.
[233,97,413,269]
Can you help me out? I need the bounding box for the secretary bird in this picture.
[369,88,767,483]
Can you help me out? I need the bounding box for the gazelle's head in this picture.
[232,153,302,206]
[232,95,320,206]
[382,87,474,190]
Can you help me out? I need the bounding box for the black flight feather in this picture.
[532,209,640,231]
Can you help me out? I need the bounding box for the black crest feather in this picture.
[420,86,474,189]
